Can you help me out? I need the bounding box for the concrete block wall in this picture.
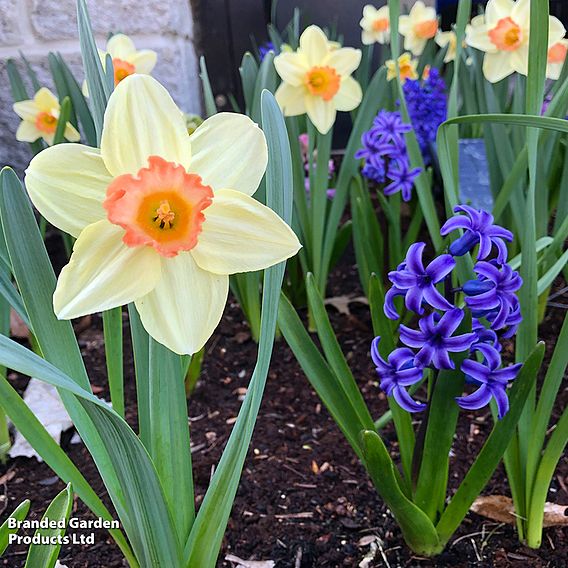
[0,0,202,171]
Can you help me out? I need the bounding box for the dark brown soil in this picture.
[0,248,567,567]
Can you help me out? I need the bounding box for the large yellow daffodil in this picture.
[14,88,80,146]
[466,0,565,83]
[274,25,362,135]
[25,75,301,355]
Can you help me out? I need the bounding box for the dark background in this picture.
[193,0,568,112]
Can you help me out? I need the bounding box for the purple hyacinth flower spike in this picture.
[456,344,522,419]
[441,205,513,262]
[399,308,477,370]
[371,337,425,412]
[386,242,455,318]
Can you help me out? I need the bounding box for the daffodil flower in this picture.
[399,1,439,56]
[547,39,568,80]
[100,33,157,85]
[13,88,80,146]
[385,53,418,83]
[360,5,390,46]
[274,25,362,135]
[436,30,457,63]
[25,75,301,355]
[466,0,565,83]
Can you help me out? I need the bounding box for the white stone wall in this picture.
[0,0,201,171]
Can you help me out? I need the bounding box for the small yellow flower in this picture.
[25,76,301,355]
[466,0,565,83]
[274,25,362,135]
[360,5,390,45]
[386,53,418,83]
[100,34,157,85]
[399,1,439,56]
[13,87,80,146]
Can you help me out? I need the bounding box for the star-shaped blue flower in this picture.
[385,242,455,318]
[371,337,425,412]
[464,261,523,330]
[399,308,477,370]
[441,205,513,262]
[456,344,522,419]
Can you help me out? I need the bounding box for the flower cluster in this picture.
[372,206,522,418]
[355,110,421,201]
[402,67,447,164]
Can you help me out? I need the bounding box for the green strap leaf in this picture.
[435,342,545,546]
[199,56,217,118]
[0,500,30,555]
[25,484,73,568]
[361,430,442,556]
[148,338,195,547]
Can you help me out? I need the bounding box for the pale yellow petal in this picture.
[100,75,191,177]
[129,50,158,74]
[483,51,515,82]
[465,24,497,52]
[511,0,530,27]
[334,77,362,112]
[13,100,38,121]
[191,188,301,275]
[361,30,376,45]
[362,5,377,20]
[275,82,307,116]
[54,220,161,319]
[189,112,267,196]
[64,122,81,142]
[16,121,41,143]
[325,47,362,76]
[486,0,515,23]
[34,88,59,113]
[306,96,336,135]
[548,16,566,45]
[510,44,529,76]
[274,51,309,86]
[25,144,111,237]
[300,25,329,66]
[135,252,229,355]
[106,33,136,60]
[399,15,411,36]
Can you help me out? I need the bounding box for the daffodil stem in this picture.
[103,307,124,418]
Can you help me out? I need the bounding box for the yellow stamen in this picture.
[154,200,176,229]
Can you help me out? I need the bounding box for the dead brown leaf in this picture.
[471,495,568,527]
[324,295,368,316]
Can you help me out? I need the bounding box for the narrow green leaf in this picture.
[53,96,71,145]
[362,430,442,556]
[199,56,217,117]
[77,0,111,142]
[128,303,151,449]
[526,313,568,503]
[148,337,194,546]
[103,307,124,418]
[0,500,30,555]
[25,483,73,568]
[435,343,545,545]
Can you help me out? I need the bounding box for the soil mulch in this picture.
[0,251,567,568]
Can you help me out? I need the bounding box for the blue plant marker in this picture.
[458,139,493,211]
